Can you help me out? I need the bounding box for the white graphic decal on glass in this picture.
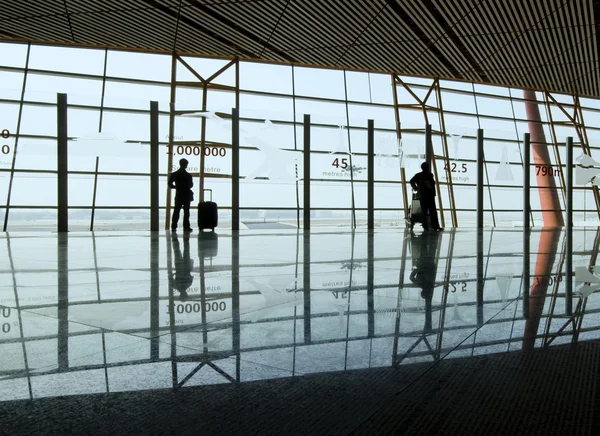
[494,146,514,181]
[448,133,464,160]
[576,153,600,186]
[243,120,301,182]
[376,136,404,170]
[187,112,302,182]
[72,132,138,156]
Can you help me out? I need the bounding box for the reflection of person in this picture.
[168,158,194,232]
[410,162,443,231]
[409,232,440,331]
[170,233,194,301]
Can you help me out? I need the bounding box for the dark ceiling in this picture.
[0,0,598,97]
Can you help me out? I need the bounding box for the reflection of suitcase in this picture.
[407,191,429,230]
[198,189,218,231]
[198,231,218,258]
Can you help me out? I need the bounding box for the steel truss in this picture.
[543,91,600,220]
[165,53,240,230]
[391,75,458,229]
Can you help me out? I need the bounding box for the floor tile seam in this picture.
[151,335,307,376]
[5,305,158,343]
[1,307,168,376]
[9,335,282,386]
[347,295,522,434]
[1,343,138,385]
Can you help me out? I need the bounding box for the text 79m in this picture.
[535,165,561,176]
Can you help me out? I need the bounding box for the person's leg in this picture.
[430,198,441,230]
[183,202,191,230]
[172,197,182,230]
[420,198,431,230]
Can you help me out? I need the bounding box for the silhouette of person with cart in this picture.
[410,162,443,232]
[169,158,194,232]
[170,233,194,301]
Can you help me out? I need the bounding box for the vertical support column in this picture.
[199,83,209,202]
[166,53,177,230]
[165,236,177,387]
[232,108,240,231]
[477,129,484,229]
[523,229,530,319]
[367,230,374,338]
[303,114,311,230]
[303,233,311,343]
[367,120,375,229]
[150,233,159,359]
[57,93,68,233]
[57,234,68,369]
[425,124,433,167]
[232,233,240,382]
[477,230,484,326]
[523,133,530,230]
[566,136,573,315]
[90,156,99,232]
[150,101,159,232]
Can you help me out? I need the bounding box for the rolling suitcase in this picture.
[407,191,429,230]
[198,189,218,232]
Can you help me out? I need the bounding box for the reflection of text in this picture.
[535,275,562,286]
[448,281,467,293]
[450,272,469,280]
[187,286,221,293]
[166,301,227,315]
[1,305,13,334]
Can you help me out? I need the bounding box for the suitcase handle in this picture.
[204,189,212,202]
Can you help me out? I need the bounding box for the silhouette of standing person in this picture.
[410,162,443,231]
[170,233,194,301]
[169,158,194,232]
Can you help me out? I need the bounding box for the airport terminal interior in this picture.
[2,0,600,434]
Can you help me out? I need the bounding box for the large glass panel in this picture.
[293,67,345,100]
[24,74,103,105]
[105,51,171,82]
[240,61,292,94]
[0,42,28,68]
[29,45,105,76]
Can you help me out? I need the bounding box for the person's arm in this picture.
[410,174,418,191]
[168,172,176,189]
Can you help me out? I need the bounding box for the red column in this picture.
[524,90,564,226]
[522,90,563,351]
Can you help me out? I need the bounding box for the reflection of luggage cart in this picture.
[406,191,430,230]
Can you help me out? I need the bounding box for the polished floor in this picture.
[0,226,599,434]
